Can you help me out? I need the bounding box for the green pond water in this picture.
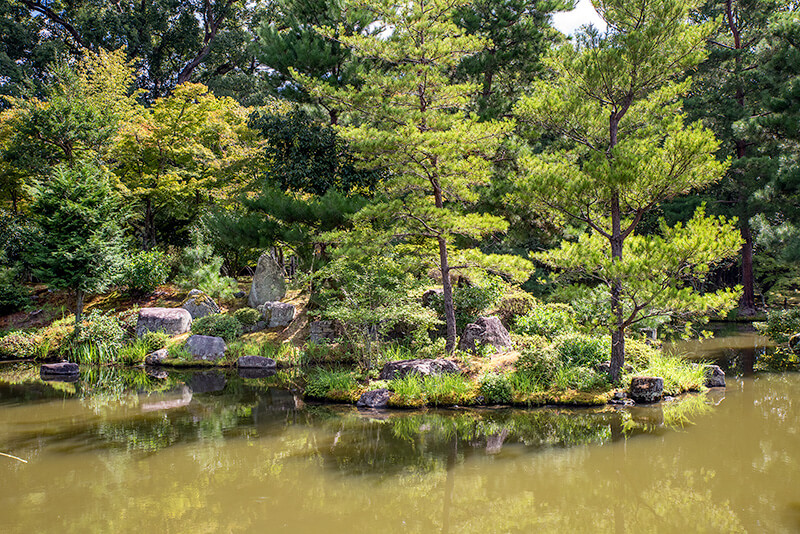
[1,328,798,533]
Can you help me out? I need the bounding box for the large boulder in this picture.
[181,289,220,319]
[237,355,277,369]
[457,316,513,353]
[379,358,461,380]
[704,364,726,388]
[136,307,192,337]
[248,253,286,308]
[259,301,296,328]
[357,389,392,409]
[185,335,227,361]
[629,376,664,404]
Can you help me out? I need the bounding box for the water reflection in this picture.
[0,363,798,532]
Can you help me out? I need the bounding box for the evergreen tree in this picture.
[514,0,742,381]
[303,0,529,353]
[30,162,124,330]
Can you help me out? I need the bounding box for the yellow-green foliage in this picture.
[388,374,477,407]
[628,351,706,395]
[304,368,361,399]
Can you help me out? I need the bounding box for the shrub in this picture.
[140,331,169,352]
[755,308,800,344]
[304,368,359,398]
[427,276,506,331]
[554,333,610,368]
[495,291,538,328]
[121,250,170,295]
[191,313,242,342]
[233,307,261,327]
[514,303,576,338]
[754,347,799,372]
[0,268,31,314]
[479,373,512,404]
[0,331,37,359]
[67,309,124,362]
[515,345,561,385]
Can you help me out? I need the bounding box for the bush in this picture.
[191,313,242,341]
[508,370,546,395]
[140,331,169,352]
[495,291,538,328]
[479,373,512,404]
[176,241,238,299]
[0,331,37,359]
[755,308,800,344]
[554,333,610,368]
[514,303,576,338]
[427,276,506,331]
[0,268,31,314]
[121,250,170,295]
[233,307,261,327]
[515,346,561,384]
[67,310,124,362]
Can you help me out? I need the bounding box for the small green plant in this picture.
[515,346,561,385]
[168,344,192,361]
[552,366,609,392]
[233,307,262,327]
[514,303,576,338]
[304,368,359,398]
[479,373,512,404]
[140,331,169,352]
[554,333,610,368]
[508,370,546,395]
[121,249,170,295]
[421,374,476,405]
[225,340,261,359]
[191,313,242,342]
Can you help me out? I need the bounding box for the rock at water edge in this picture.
[629,376,664,404]
[357,389,392,409]
[185,335,227,361]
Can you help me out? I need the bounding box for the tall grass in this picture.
[630,351,706,395]
[304,368,359,398]
[388,373,476,406]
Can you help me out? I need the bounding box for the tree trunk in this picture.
[608,109,626,383]
[433,180,457,353]
[740,217,756,315]
[74,289,85,335]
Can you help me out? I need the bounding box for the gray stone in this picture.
[790,333,800,354]
[41,362,79,375]
[185,335,227,361]
[629,376,664,404]
[259,301,296,328]
[357,388,392,409]
[181,289,221,319]
[457,316,513,353]
[379,358,461,380]
[188,371,227,393]
[237,355,277,369]
[144,348,169,366]
[136,307,192,337]
[310,320,341,343]
[704,364,726,388]
[248,254,286,308]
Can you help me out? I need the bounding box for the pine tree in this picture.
[302,0,528,353]
[30,162,124,330]
[514,0,743,381]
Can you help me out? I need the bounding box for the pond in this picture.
[1,329,797,533]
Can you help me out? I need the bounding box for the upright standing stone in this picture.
[248,254,287,308]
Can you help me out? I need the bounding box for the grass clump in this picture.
[629,351,706,395]
[387,373,477,407]
[304,368,361,400]
[117,338,151,365]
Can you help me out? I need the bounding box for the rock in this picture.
[379,358,461,380]
[595,361,634,375]
[185,335,227,361]
[188,371,227,393]
[357,388,392,409]
[40,362,79,375]
[144,348,169,366]
[237,355,277,369]
[238,367,277,379]
[259,301,296,328]
[790,333,800,354]
[310,320,341,343]
[704,364,726,388]
[234,291,246,299]
[248,253,286,308]
[136,307,192,337]
[422,288,444,307]
[181,289,220,319]
[457,316,512,353]
[629,376,664,404]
